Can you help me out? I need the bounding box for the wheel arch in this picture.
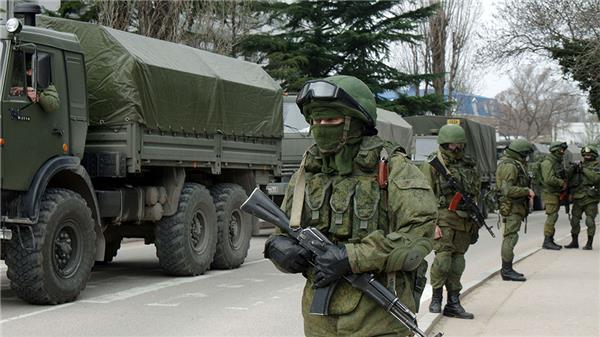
[23,156,104,258]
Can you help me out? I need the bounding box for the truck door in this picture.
[1,45,68,191]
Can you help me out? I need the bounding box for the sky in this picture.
[475,0,511,98]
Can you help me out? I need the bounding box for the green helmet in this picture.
[437,124,467,144]
[549,141,568,153]
[581,145,598,157]
[508,138,532,156]
[297,75,377,126]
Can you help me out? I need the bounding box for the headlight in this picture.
[6,18,23,34]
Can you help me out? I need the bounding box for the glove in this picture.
[313,245,351,288]
[264,235,311,274]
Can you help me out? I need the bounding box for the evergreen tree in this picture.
[240,1,447,115]
[550,39,600,116]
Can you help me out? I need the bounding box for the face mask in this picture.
[311,122,346,153]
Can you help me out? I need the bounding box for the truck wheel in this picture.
[155,183,217,276]
[210,184,252,269]
[5,188,96,304]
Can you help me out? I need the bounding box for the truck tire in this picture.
[210,184,252,269]
[155,183,217,276]
[5,188,96,304]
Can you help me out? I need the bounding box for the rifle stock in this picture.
[241,188,442,337]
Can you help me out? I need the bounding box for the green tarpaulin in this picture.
[404,116,497,179]
[38,16,283,138]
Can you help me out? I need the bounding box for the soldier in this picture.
[564,146,600,250]
[263,75,437,336]
[540,141,568,250]
[496,139,534,282]
[422,124,480,319]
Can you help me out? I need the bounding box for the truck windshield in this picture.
[283,100,310,134]
[414,137,438,161]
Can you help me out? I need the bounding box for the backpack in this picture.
[529,155,546,187]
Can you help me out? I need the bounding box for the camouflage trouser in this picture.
[501,213,524,262]
[430,226,471,292]
[542,192,560,237]
[570,200,598,237]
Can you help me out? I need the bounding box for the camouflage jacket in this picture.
[496,151,530,216]
[540,152,565,193]
[280,135,437,336]
[569,159,600,203]
[420,151,480,231]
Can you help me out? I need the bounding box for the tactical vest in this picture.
[572,160,600,200]
[301,136,401,243]
[428,152,479,216]
[295,136,419,315]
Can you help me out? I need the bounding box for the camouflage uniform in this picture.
[540,142,567,250]
[39,84,60,113]
[267,75,437,337]
[496,139,532,282]
[421,124,480,319]
[565,146,600,250]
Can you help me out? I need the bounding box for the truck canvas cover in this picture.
[37,16,283,138]
[404,116,497,179]
[376,108,414,155]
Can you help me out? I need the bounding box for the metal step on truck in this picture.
[0,7,282,305]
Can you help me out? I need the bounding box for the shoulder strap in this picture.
[289,153,307,229]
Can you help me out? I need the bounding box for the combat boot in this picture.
[582,235,594,250]
[542,236,562,250]
[564,234,579,248]
[443,291,474,319]
[501,260,526,282]
[429,288,443,313]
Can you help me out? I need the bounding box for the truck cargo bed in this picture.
[85,124,281,176]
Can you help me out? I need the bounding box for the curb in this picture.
[420,233,571,336]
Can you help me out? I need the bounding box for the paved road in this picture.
[0,210,573,336]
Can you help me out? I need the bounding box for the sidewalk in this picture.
[425,235,599,337]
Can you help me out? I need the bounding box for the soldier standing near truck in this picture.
[564,146,600,250]
[540,141,568,250]
[421,124,480,319]
[496,139,534,282]
[264,75,437,336]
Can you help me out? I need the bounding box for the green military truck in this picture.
[265,95,415,203]
[0,11,282,304]
[404,116,497,216]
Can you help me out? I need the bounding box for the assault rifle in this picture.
[241,188,443,337]
[429,156,495,238]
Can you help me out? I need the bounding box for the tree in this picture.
[493,64,584,141]
[240,1,446,115]
[48,1,259,56]
[395,0,481,115]
[482,0,600,116]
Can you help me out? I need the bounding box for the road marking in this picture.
[225,307,249,310]
[1,259,271,322]
[81,259,268,304]
[81,271,231,304]
[217,283,244,288]
[146,292,207,307]
[0,303,75,324]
